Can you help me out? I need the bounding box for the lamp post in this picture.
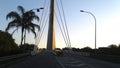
[80,10,97,49]
[26,7,44,45]
[30,7,44,12]
[29,7,44,44]
[29,7,44,55]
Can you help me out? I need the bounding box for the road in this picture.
[59,51,120,68]
[6,51,63,68]
[4,50,120,68]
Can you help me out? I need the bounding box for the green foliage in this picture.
[19,43,35,52]
[80,46,93,52]
[62,47,71,50]
[72,48,80,51]
[118,44,120,48]
[0,30,19,56]
[108,44,118,48]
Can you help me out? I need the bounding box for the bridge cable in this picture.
[60,0,71,48]
[56,0,69,47]
[35,0,47,45]
[55,11,68,47]
[36,1,50,45]
[36,0,50,46]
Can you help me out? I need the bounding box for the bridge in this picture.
[34,0,71,50]
[1,0,120,68]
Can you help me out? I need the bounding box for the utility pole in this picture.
[47,0,56,50]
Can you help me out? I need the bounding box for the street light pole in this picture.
[30,8,44,12]
[28,7,44,55]
[29,7,44,45]
[80,10,97,49]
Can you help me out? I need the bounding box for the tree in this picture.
[19,43,35,52]
[0,30,19,56]
[80,46,92,52]
[6,6,40,45]
[108,44,117,48]
[118,44,120,48]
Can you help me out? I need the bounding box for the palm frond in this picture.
[17,6,25,14]
[6,11,21,20]
[29,23,40,31]
[32,23,40,31]
[11,27,19,35]
[30,15,39,21]
[23,11,39,22]
[31,28,36,38]
[24,26,31,33]
[5,20,21,32]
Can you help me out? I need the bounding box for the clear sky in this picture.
[1,0,120,49]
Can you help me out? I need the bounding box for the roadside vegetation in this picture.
[0,30,20,57]
[68,44,120,63]
[0,5,40,66]
[0,5,40,57]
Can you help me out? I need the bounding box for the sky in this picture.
[1,0,120,49]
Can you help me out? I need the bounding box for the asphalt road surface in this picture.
[4,50,120,68]
[6,51,63,68]
[61,51,120,68]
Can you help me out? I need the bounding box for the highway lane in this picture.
[5,50,120,68]
[7,51,63,68]
[59,51,120,68]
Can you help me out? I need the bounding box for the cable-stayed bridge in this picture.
[1,0,120,68]
[35,0,71,50]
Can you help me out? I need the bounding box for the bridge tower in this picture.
[47,0,56,50]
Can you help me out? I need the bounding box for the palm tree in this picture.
[6,6,40,45]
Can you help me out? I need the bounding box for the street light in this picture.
[80,10,97,49]
[29,7,44,55]
[30,7,44,12]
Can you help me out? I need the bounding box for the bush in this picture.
[19,43,36,53]
[0,30,20,56]
[80,46,93,52]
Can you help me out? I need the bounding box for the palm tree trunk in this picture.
[20,28,24,45]
[24,29,26,44]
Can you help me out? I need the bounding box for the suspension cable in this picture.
[40,0,46,27]
[36,0,50,46]
[35,0,47,45]
[56,0,69,47]
[60,0,71,48]
[36,16,49,46]
[55,11,68,47]
[36,0,71,48]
